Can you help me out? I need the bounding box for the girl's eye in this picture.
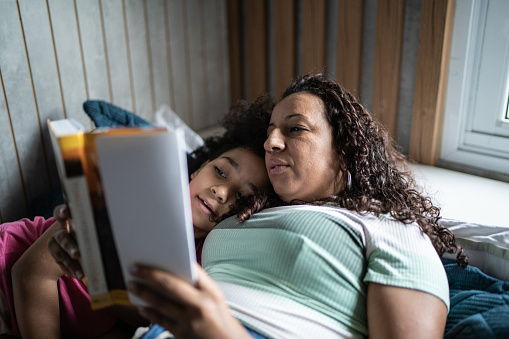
[236,192,245,200]
[215,166,226,178]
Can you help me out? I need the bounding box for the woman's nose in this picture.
[264,129,285,152]
[211,185,228,203]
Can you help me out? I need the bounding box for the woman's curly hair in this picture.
[270,74,467,267]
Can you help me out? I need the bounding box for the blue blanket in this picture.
[443,259,509,338]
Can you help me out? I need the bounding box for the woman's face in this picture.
[264,92,342,203]
[189,148,269,238]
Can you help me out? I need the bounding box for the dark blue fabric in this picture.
[443,259,509,339]
[82,100,153,128]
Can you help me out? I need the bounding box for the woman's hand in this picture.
[47,204,84,279]
[128,264,252,339]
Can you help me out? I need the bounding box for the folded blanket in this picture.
[83,100,153,128]
[443,259,509,338]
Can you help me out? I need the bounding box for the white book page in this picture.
[95,129,196,306]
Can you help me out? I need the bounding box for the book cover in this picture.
[48,119,197,309]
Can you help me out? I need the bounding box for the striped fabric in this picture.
[202,205,449,339]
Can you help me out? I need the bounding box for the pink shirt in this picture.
[0,217,118,338]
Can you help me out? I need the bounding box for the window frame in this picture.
[440,0,509,179]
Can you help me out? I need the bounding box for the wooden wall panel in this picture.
[125,0,153,119]
[245,0,267,101]
[226,0,242,103]
[336,0,364,98]
[0,0,231,222]
[167,0,192,126]
[101,0,134,111]
[18,0,66,192]
[301,0,327,75]
[76,0,111,102]
[273,0,295,100]
[186,0,207,130]
[147,0,173,112]
[0,1,52,222]
[372,0,405,138]
[48,0,90,127]
[410,0,455,165]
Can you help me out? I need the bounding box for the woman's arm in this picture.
[128,264,252,339]
[367,283,447,339]
[12,222,65,339]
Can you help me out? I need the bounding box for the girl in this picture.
[1,95,273,338]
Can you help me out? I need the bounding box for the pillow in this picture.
[441,218,509,282]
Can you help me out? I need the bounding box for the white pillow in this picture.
[441,218,509,281]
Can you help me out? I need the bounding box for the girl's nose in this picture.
[211,185,228,203]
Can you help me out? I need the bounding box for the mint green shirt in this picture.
[202,205,449,339]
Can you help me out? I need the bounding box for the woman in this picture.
[51,75,466,338]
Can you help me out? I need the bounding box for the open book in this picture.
[48,119,197,309]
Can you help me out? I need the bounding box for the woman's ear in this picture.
[190,160,210,180]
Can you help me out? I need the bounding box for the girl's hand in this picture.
[47,204,84,279]
[128,264,252,339]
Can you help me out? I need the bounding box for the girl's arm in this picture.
[12,222,64,339]
[367,282,447,339]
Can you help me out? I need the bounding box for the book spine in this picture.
[56,134,112,309]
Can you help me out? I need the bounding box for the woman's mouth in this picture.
[267,159,289,175]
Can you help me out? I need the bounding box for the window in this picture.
[440,0,509,181]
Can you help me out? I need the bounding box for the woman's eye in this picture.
[289,126,304,132]
[215,166,226,178]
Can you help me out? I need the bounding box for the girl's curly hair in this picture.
[238,74,467,267]
[189,93,274,173]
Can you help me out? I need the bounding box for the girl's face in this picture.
[264,92,342,203]
[189,148,269,238]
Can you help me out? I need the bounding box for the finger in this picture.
[130,264,203,305]
[47,229,83,279]
[53,225,80,259]
[53,204,69,221]
[128,281,184,319]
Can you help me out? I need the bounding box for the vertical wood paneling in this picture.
[185,0,207,130]
[0,69,26,223]
[372,0,405,138]
[124,0,153,119]
[18,0,66,190]
[410,0,455,165]
[0,0,51,221]
[204,0,226,125]
[76,0,111,102]
[101,0,133,111]
[301,0,327,75]
[47,0,90,127]
[217,0,231,119]
[226,0,242,104]
[147,0,173,111]
[336,0,364,98]
[273,0,295,99]
[167,0,192,125]
[245,0,267,101]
